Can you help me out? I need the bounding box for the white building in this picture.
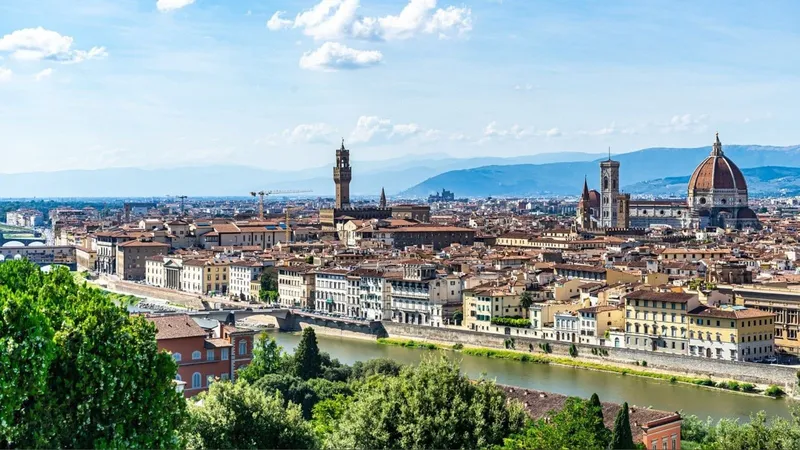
[553,310,580,343]
[389,263,461,327]
[353,269,392,321]
[229,261,267,301]
[314,269,350,313]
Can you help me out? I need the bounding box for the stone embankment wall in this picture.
[285,313,388,340]
[105,280,205,310]
[382,322,799,388]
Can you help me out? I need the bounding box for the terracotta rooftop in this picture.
[148,315,208,340]
[626,290,696,303]
[688,304,775,320]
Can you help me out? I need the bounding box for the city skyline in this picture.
[1,0,799,174]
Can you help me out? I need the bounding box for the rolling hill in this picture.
[401,144,800,197]
[624,166,800,197]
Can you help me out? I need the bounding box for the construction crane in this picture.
[177,195,188,215]
[284,206,304,243]
[249,190,312,220]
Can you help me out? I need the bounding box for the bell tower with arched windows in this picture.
[599,155,620,228]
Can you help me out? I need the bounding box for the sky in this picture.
[1,0,799,174]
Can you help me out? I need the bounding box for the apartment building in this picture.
[389,263,461,327]
[277,264,315,309]
[577,305,625,346]
[229,261,267,301]
[719,284,800,355]
[688,304,775,362]
[624,290,699,354]
[355,269,392,321]
[314,268,350,313]
[115,240,169,281]
[179,259,230,295]
[463,284,523,331]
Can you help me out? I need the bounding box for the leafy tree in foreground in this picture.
[501,396,609,450]
[238,334,288,383]
[0,261,186,448]
[186,381,315,449]
[327,355,526,449]
[588,393,610,444]
[610,402,635,450]
[294,327,322,380]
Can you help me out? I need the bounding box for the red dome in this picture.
[688,134,747,192]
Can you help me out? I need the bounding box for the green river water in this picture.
[267,331,794,422]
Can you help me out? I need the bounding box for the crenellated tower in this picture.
[333,139,352,208]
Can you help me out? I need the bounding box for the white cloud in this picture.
[156,0,195,12]
[34,68,53,81]
[545,128,561,138]
[299,42,382,71]
[349,115,439,143]
[272,0,472,41]
[577,122,637,137]
[0,28,107,63]
[483,121,530,140]
[661,113,709,133]
[283,123,338,144]
[514,83,534,91]
[267,11,293,31]
[0,67,11,82]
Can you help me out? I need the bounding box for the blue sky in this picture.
[1,0,798,174]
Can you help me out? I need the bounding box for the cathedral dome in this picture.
[688,133,747,192]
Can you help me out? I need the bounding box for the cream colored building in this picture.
[624,290,699,354]
[278,264,316,308]
[463,284,523,332]
[688,304,775,362]
[577,305,625,345]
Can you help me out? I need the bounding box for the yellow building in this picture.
[464,285,523,332]
[687,304,775,362]
[624,290,699,354]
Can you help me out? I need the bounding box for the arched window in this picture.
[612,179,617,189]
[173,353,182,362]
[603,177,609,189]
[238,340,247,355]
[192,372,201,388]
[192,351,201,360]
[175,374,182,381]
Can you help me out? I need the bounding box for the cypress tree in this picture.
[293,327,321,380]
[588,393,609,444]
[610,402,635,450]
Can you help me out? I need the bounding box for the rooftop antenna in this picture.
[608,146,611,161]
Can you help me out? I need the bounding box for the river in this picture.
[267,331,794,422]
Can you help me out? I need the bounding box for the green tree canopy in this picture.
[0,260,186,448]
[519,291,534,311]
[501,396,610,450]
[238,334,288,383]
[326,355,526,449]
[186,381,316,449]
[294,327,322,380]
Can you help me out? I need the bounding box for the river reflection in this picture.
[267,331,794,422]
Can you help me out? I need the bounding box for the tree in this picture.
[501,396,609,450]
[294,327,322,380]
[610,402,635,450]
[327,356,526,449]
[186,381,316,449]
[452,310,464,325]
[588,393,610,444]
[259,268,279,302]
[238,334,288,383]
[351,358,404,379]
[312,395,352,442]
[0,261,186,448]
[519,291,534,315]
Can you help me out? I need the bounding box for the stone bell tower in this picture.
[599,150,620,228]
[333,139,352,209]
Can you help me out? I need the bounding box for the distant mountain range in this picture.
[0,152,602,198]
[625,166,800,197]
[401,144,800,197]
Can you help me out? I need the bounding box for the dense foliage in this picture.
[0,260,186,448]
[491,316,532,328]
[681,409,800,450]
[501,395,611,450]
[610,402,635,450]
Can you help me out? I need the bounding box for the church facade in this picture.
[578,133,759,231]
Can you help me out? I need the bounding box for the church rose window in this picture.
[699,197,706,204]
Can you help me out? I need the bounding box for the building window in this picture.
[221,373,229,381]
[239,340,247,355]
[192,372,201,388]
[192,351,201,360]
[207,350,215,361]
[175,374,182,381]
[221,348,229,360]
[173,352,182,362]
[206,375,215,387]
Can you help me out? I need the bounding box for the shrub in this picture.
[669,376,677,383]
[591,348,598,355]
[452,343,464,350]
[490,317,531,328]
[726,381,740,391]
[641,360,647,367]
[568,344,578,358]
[765,385,785,397]
[693,378,714,387]
[634,361,640,366]
[741,383,756,392]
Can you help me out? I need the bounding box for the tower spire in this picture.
[711,132,723,156]
[379,187,387,208]
[608,146,611,161]
[581,175,590,200]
